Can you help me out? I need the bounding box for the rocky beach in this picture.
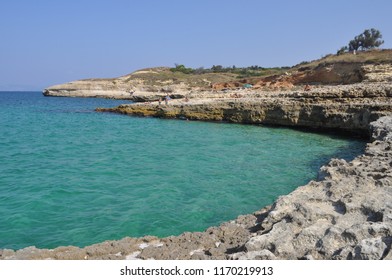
[2,50,392,260]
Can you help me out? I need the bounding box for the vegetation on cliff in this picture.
[142,49,392,91]
[169,63,290,79]
[337,28,384,55]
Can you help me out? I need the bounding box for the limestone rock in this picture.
[43,67,232,101]
[98,83,392,135]
[352,238,388,260]
[231,250,277,260]
[43,79,131,99]
[361,64,392,82]
[369,116,392,141]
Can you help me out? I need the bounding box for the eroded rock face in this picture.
[212,63,392,90]
[361,64,392,83]
[42,79,132,99]
[98,83,392,135]
[212,63,392,91]
[42,68,222,101]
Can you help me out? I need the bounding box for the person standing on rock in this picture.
[165,94,171,105]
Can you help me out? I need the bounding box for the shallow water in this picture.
[0,92,366,249]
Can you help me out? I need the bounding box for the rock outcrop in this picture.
[361,64,392,82]
[43,68,236,101]
[43,78,131,99]
[97,83,392,136]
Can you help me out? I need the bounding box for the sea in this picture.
[0,91,366,250]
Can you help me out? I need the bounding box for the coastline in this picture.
[97,83,392,136]
[1,82,392,260]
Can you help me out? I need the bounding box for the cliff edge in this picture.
[97,82,392,136]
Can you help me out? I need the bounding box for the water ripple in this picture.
[0,92,366,249]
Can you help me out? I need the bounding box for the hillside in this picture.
[212,49,392,90]
[43,49,392,100]
[293,48,392,68]
[43,67,239,100]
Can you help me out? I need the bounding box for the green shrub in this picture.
[170,64,194,74]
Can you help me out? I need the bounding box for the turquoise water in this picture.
[0,92,366,250]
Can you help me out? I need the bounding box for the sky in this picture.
[0,0,391,91]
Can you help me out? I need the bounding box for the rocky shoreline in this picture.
[1,81,392,260]
[97,83,392,136]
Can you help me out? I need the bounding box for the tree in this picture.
[170,64,194,74]
[361,28,384,49]
[348,37,361,52]
[348,28,384,51]
[337,46,348,55]
[211,65,223,72]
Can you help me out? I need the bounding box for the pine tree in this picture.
[348,28,384,51]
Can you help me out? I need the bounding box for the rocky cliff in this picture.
[97,83,392,136]
[43,78,131,99]
[43,67,237,101]
[212,61,392,91]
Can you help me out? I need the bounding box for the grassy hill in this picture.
[120,67,239,88]
[119,49,392,90]
[293,49,392,69]
[46,49,392,97]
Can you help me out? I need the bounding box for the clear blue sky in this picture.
[1,0,391,90]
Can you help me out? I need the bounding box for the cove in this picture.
[0,92,366,249]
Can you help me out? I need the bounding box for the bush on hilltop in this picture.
[170,64,195,74]
[170,64,290,78]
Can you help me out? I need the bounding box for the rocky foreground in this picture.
[2,83,392,260]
